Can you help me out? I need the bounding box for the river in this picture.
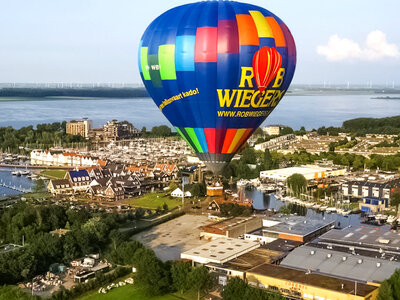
[0,168,34,198]
[248,189,362,228]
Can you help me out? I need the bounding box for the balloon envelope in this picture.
[139,1,296,174]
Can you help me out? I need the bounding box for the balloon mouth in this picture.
[196,153,235,175]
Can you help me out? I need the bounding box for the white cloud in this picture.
[317,30,399,61]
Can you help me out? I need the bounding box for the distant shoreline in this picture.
[372,96,400,100]
[0,87,149,99]
[0,87,400,102]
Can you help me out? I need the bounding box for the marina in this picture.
[0,167,34,197]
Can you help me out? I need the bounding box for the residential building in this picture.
[30,150,100,167]
[65,169,91,192]
[66,119,92,138]
[154,163,178,178]
[254,134,296,151]
[47,179,73,195]
[103,120,140,142]
[263,125,282,136]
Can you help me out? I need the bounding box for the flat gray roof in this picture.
[281,245,400,283]
[181,238,259,264]
[319,225,400,252]
[262,215,334,237]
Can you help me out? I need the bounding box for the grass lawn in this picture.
[124,193,182,210]
[40,169,67,179]
[78,284,197,300]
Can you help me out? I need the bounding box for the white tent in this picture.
[171,188,192,198]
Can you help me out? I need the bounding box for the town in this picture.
[1,117,400,300]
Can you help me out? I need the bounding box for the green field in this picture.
[40,169,67,179]
[78,284,196,300]
[124,193,182,210]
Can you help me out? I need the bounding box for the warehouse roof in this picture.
[280,245,400,283]
[181,238,259,264]
[206,247,284,273]
[247,264,377,297]
[262,215,334,237]
[319,225,400,253]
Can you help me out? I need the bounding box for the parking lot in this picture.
[133,214,214,261]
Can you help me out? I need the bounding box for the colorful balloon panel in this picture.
[139,1,296,173]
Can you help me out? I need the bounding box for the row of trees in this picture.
[222,277,284,300]
[0,122,87,153]
[140,125,173,137]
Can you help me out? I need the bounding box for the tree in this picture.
[222,277,284,300]
[240,147,257,164]
[190,184,201,198]
[162,202,168,212]
[378,280,395,300]
[391,189,400,213]
[263,149,273,170]
[135,249,171,295]
[286,173,307,198]
[221,277,248,300]
[171,261,192,294]
[280,126,294,135]
[377,269,400,300]
[189,266,214,300]
[352,156,363,170]
[135,208,145,220]
[169,182,178,193]
[151,125,171,137]
[33,179,46,193]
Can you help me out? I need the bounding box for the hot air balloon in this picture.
[139,1,296,174]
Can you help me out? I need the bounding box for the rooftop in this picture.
[202,216,261,233]
[247,264,377,297]
[206,247,284,273]
[319,225,400,253]
[281,245,400,283]
[181,238,259,264]
[260,238,303,253]
[262,215,334,237]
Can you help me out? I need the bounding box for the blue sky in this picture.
[0,0,399,85]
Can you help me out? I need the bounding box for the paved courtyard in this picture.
[133,214,214,261]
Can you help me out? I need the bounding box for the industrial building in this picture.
[260,165,346,182]
[181,238,259,264]
[200,216,262,239]
[205,247,285,285]
[317,225,400,257]
[245,216,334,243]
[341,174,400,200]
[246,264,378,300]
[280,245,400,283]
